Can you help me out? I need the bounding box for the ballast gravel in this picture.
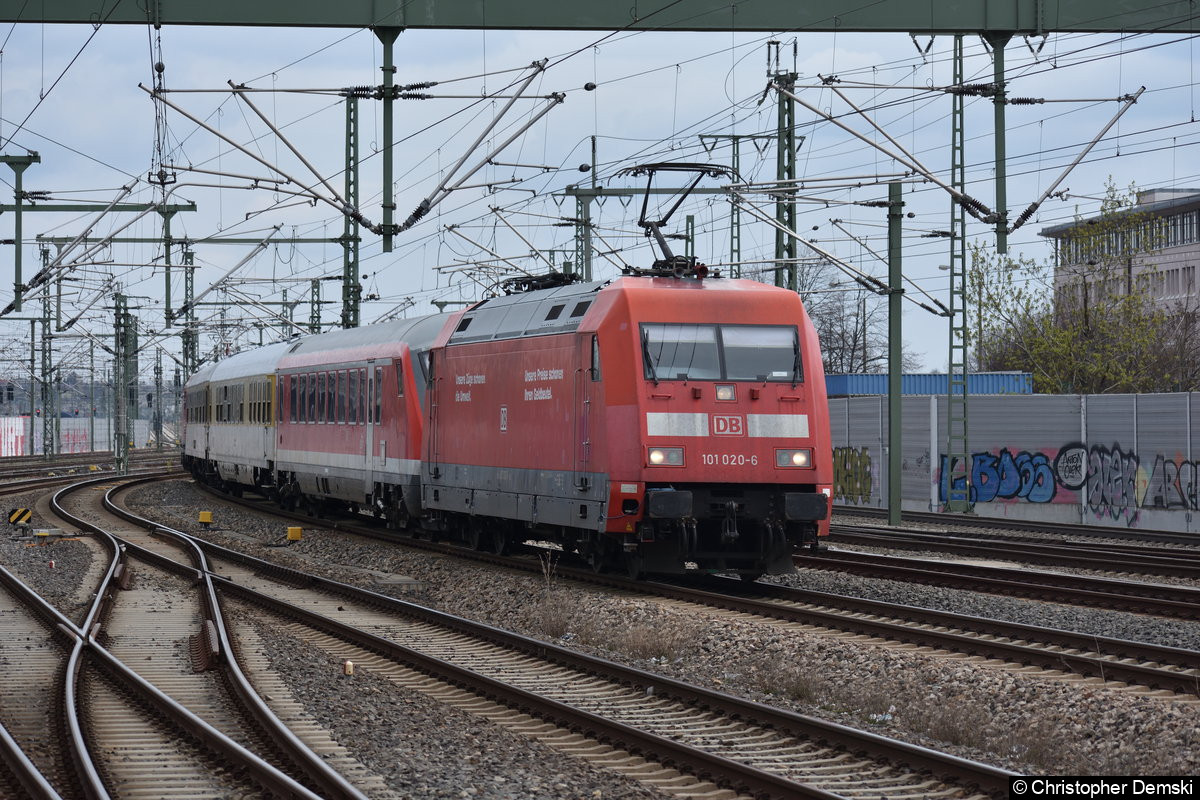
[244,616,668,800]
[36,479,1200,786]
[0,490,95,619]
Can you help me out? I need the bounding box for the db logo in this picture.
[711,414,745,436]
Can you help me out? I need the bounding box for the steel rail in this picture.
[46,475,334,800]
[794,550,1200,620]
[0,717,62,800]
[0,564,82,799]
[189,482,1200,694]
[830,526,1200,578]
[681,576,1200,696]
[834,505,1200,547]
[107,488,1015,799]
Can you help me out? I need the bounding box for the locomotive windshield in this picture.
[641,323,801,382]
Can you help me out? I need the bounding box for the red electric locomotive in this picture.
[423,267,832,578]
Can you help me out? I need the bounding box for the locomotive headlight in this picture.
[647,446,684,466]
[715,384,736,401]
[776,448,813,468]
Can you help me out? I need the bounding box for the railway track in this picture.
[835,505,1200,548]
[0,566,73,799]
[829,525,1200,579]
[108,480,1014,799]
[0,472,380,799]
[794,549,1200,620]
[0,449,175,483]
[187,483,1200,700]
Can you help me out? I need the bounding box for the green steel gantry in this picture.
[8,2,1193,32]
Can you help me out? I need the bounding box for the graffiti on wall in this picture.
[1053,443,1141,525]
[844,434,1198,527]
[1144,454,1200,510]
[833,446,873,505]
[936,441,1186,526]
[940,449,1058,505]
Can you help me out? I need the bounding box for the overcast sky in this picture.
[1,19,1199,380]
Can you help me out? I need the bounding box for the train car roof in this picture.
[186,340,293,387]
[282,313,447,361]
[449,279,608,344]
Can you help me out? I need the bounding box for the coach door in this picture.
[371,363,386,472]
[364,362,380,491]
[203,385,212,461]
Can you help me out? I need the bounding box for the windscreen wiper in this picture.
[792,332,802,387]
[641,329,659,386]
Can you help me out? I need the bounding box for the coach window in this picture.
[317,373,327,422]
[325,372,335,422]
[358,368,367,423]
[349,370,359,424]
[374,366,383,422]
[288,376,297,422]
[309,372,318,421]
[337,371,347,423]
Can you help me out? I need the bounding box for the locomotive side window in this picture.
[591,335,602,381]
[394,360,405,397]
[641,324,720,380]
[723,325,801,382]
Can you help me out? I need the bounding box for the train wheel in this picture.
[587,544,607,574]
[466,519,485,551]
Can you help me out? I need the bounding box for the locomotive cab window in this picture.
[723,325,801,382]
[641,323,800,382]
[641,324,720,380]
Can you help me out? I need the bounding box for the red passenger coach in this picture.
[423,271,832,578]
